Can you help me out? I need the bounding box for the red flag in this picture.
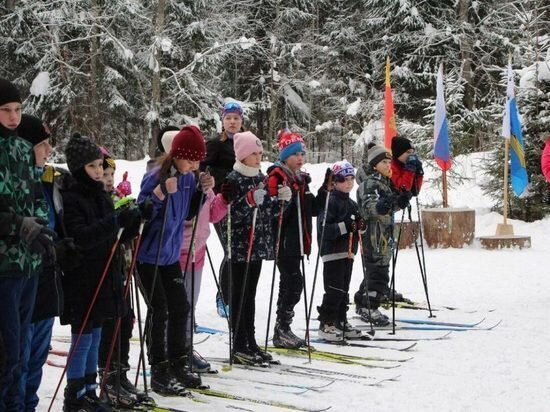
[384,57,397,150]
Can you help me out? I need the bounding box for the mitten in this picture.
[277,185,292,202]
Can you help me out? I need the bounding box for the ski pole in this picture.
[343,230,354,345]
[48,228,124,412]
[227,203,233,366]
[413,194,434,317]
[99,222,145,399]
[390,208,406,334]
[296,191,312,362]
[358,232,375,336]
[264,199,285,352]
[206,245,231,335]
[232,204,259,363]
[306,177,332,328]
[132,265,148,392]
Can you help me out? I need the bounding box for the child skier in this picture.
[316,160,363,341]
[353,145,411,326]
[61,133,141,411]
[0,80,55,411]
[266,130,322,348]
[223,131,289,364]
[390,136,423,196]
[136,125,213,395]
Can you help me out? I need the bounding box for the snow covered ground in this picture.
[40,155,550,411]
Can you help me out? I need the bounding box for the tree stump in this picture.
[478,235,531,250]
[421,208,475,248]
[394,221,420,249]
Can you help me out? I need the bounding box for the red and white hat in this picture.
[170,125,206,161]
[277,130,305,162]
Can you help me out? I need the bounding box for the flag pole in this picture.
[502,137,510,226]
[442,169,448,208]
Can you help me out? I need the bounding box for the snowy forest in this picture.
[1,0,550,219]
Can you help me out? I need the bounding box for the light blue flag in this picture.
[502,63,529,197]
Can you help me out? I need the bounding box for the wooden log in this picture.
[421,208,475,248]
[478,235,531,250]
[394,221,419,249]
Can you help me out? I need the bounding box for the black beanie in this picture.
[391,136,413,160]
[18,114,51,146]
[0,78,22,106]
[157,125,180,153]
[65,133,102,173]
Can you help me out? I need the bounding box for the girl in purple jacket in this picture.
[136,125,214,396]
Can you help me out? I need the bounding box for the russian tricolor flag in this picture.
[434,64,451,171]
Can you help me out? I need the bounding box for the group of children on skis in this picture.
[0,77,424,411]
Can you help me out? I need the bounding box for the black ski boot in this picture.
[119,370,156,406]
[272,321,306,349]
[63,378,88,412]
[169,356,203,389]
[151,361,189,396]
[247,337,274,362]
[100,369,139,409]
[233,349,265,366]
[82,373,113,411]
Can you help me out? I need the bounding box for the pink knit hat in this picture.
[234,131,263,161]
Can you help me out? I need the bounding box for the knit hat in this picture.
[65,133,102,173]
[278,130,305,162]
[331,160,355,182]
[391,136,413,159]
[100,146,116,170]
[221,101,243,119]
[170,125,206,161]
[18,114,51,146]
[234,131,263,161]
[0,78,22,106]
[158,125,180,153]
[368,145,391,167]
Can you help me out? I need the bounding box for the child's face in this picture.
[33,139,52,168]
[223,114,242,135]
[0,102,22,130]
[334,176,355,193]
[242,151,262,168]
[85,159,104,182]
[284,152,305,171]
[174,158,200,174]
[102,166,115,192]
[397,148,415,164]
[375,158,392,177]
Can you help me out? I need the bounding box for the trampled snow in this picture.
[39,155,550,411]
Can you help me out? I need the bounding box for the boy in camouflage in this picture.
[353,145,411,326]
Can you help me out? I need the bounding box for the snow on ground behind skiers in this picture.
[43,155,550,411]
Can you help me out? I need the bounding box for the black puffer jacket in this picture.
[317,189,360,262]
[201,135,235,193]
[60,172,124,325]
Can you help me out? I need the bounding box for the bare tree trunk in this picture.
[149,0,166,158]
[89,0,101,144]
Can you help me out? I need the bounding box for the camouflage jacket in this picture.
[0,134,48,277]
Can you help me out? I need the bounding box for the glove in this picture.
[139,199,154,220]
[246,186,267,207]
[55,238,83,272]
[356,217,367,232]
[395,191,413,209]
[30,232,56,265]
[277,185,292,202]
[375,195,396,215]
[220,180,236,203]
[116,208,141,238]
[404,154,424,176]
[344,218,357,233]
[19,217,56,245]
[321,168,334,191]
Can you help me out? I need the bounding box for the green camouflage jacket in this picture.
[0,134,48,277]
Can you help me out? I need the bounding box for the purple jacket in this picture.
[137,167,197,266]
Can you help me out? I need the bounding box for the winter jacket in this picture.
[317,189,360,263]
[137,167,201,266]
[179,189,228,271]
[266,162,324,257]
[201,135,235,193]
[391,159,423,196]
[60,174,124,325]
[220,162,279,262]
[32,165,67,322]
[542,138,550,183]
[0,128,47,278]
[356,164,401,266]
